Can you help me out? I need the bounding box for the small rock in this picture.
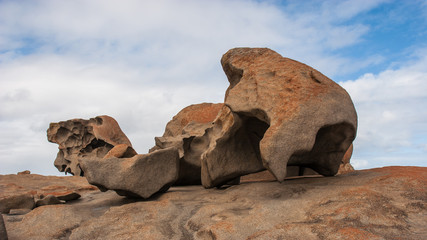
[8,209,32,215]
[17,170,31,175]
[56,192,81,201]
[103,144,137,159]
[36,195,62,207]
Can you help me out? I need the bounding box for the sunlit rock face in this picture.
[204,48,357,185]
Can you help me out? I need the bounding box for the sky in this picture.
[0,0,426,175]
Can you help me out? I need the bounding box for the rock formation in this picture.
[2,167,426,239]
[47,47,357,198]
[47,115,137,176]
[206,48,357,186]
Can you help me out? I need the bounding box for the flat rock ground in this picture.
[1,166,426,240]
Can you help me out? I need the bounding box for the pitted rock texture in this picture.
[47,115,136,176]
[219,48,357,182]
[79,147,180,199]
[3,167,426,239]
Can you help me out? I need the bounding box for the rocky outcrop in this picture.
[211,48,357,185]
[2,167,426,239]
[47,115,136,176]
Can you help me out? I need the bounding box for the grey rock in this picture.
[35,195,62,207]
[79,147,180,199]
[201,105,266,188]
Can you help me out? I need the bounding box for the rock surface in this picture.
[47,115,136,176]
[2,167,425,239]
[0,174,97,214]
[217,48,358,183]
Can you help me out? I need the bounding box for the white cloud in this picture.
[340,49,427,167]
[351,159,370,169]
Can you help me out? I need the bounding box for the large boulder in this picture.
[200,48,357,187]
[47,115,137,176]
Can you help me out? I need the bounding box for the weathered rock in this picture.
[161,103,223,138]
[201,48,357,186]
[47,115,136,176]
[79,147,180,198]
[0,214,7,240]
[35,195,62,207]
[151,103,223,185]
[0,194,35,214]
[17,170,30,175]
[56,192,81,201]
[3,167,426,239]
[0,173,97,213]
[201,105,267,187]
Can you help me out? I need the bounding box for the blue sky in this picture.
[0,0,426,175]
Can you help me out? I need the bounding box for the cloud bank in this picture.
[0,0,425,175]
